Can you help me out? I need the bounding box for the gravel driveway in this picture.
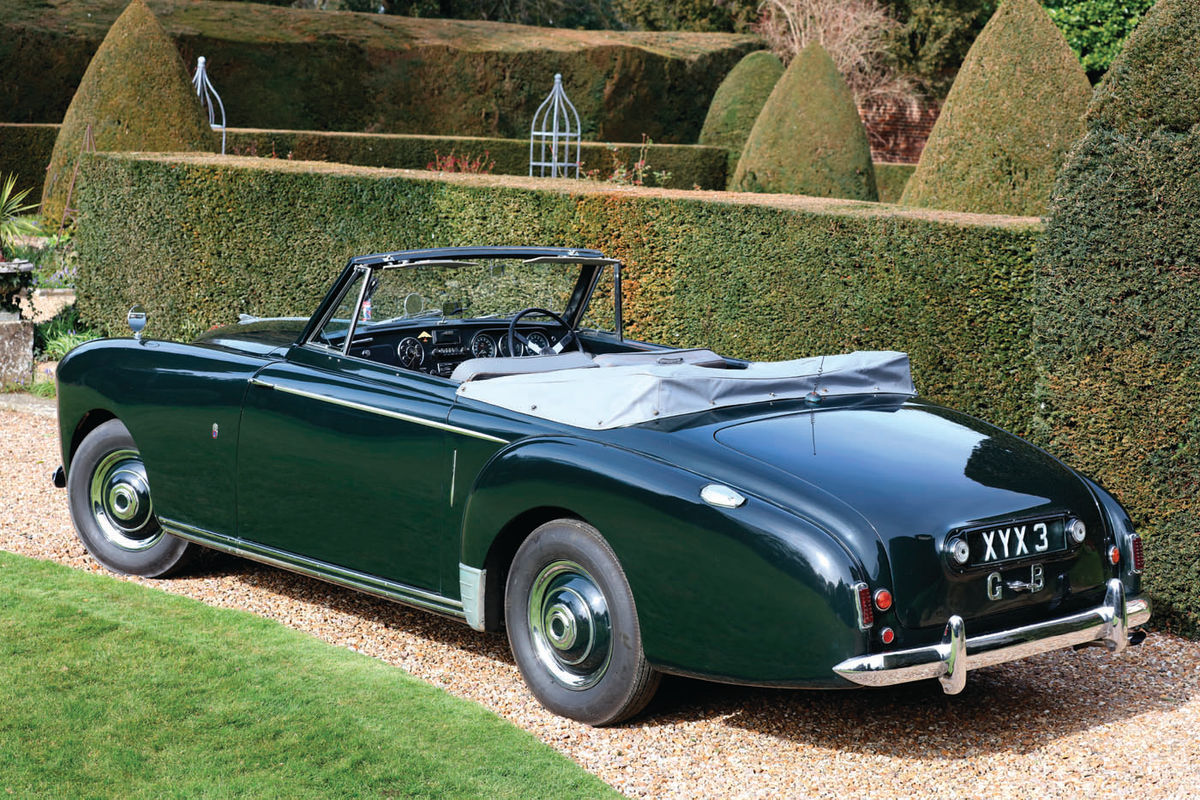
[3,406,1198,798]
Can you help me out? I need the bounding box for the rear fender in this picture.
[460,437,869,686]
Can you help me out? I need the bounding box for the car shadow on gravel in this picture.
[183,553,1190,754]
[641,641,1194,756]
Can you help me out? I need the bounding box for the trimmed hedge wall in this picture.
[0,123,57,197]
[0,122,910,197]
[225,129,727,190]
[2,0,758,144]
[75,153,1042,442]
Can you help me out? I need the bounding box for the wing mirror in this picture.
[127,305,147,340]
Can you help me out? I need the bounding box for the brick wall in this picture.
[859,98,941,165]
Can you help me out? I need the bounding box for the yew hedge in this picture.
[75,153,1042,439]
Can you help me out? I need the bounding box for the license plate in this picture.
[963,516,1067,567]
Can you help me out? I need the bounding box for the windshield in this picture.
[361,259,583,327]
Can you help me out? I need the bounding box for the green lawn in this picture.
[0,551,619,799]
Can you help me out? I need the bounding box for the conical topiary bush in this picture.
[698,50,784,187]
[730,42,877,201]
[900,0,1091,216]
[42,0,212,226]
[1036,0,1200,635]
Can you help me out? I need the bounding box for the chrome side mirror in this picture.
[127,305,147,340]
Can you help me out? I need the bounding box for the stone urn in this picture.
[0,259,35,386]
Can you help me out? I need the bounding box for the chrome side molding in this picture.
[834,579,1150,694]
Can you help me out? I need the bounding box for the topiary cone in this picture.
[900,0,1091,216]
[1036,0,1200,635]
[731,42,876,201]
[698,51,784,187]
[42,0,213,227]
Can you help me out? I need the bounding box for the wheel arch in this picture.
[477,505,590,631]
[65,408,119,473]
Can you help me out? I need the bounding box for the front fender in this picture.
[460,437,869,686]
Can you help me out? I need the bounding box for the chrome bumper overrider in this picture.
[833,579,1150,694]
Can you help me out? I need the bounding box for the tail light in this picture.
[880,627,895,645]
[1108,545,1121,565]
[854,583,874,629]
[1129,533,1144,572]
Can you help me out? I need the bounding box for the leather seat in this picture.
[450,351,597,383]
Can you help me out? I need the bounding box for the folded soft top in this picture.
[455,350,916,429]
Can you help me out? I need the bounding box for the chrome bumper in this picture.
[833,579,1150,694]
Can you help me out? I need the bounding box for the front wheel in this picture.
[67,419,196,577]
[506,519,660,725]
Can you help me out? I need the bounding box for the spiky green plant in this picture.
[0,173,40,261]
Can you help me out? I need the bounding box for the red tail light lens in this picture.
[880,627,895,645]
[874,589,893,612]
[1130,534,1144,572]
[1108,545,1121,565]
[855,583,874,629]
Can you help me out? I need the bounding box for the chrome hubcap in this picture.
[89,449,161,551]
[528,560,611,690]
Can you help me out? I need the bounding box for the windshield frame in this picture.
[298,246,624,350]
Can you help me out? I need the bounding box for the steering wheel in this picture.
[507,307,583,357]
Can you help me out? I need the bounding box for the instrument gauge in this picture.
[526,331,552,354]
[471,332,496,358]
[397,337,424,370]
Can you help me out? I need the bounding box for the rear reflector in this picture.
[1108,546,1121,565]
[874,588,893,612]
[1130,534,1144,572]
[880,627,895,645]
[854,583,874,629]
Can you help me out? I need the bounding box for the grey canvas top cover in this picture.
[455,350,916,430]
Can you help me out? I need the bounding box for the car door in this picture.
[234,264,462,595]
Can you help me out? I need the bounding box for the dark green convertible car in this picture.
[53,246,1149,725]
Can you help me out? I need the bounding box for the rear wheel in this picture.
[506,519,660,725]
[67,419,196,577]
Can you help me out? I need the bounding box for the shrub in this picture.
[1044,0,1157,82]
[755,0,917,105]
[41,0,213,227]
[1037,0,1200,636]
[732,42,878,200]
[2,0,758,146]
[900,0,1091,216]
[0,123,58,197]
[74,152,1041,440]
[698,51,784,183]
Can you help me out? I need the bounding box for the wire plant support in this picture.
[529,74,581,179]
[192,56,227,155]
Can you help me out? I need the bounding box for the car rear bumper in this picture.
[833,579,1150,694]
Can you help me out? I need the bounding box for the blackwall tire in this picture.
[67,419,196,578]
[506,519,660,726]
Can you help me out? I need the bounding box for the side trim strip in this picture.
[161,517,466,619]
[249,377,508,444]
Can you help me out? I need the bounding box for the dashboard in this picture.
[342,322,566,378]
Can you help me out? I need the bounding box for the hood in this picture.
[192,318,307,357]
[713,400,1108,631]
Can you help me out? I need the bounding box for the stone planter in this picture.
[0,319,33,386]
[0,260,35,386]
